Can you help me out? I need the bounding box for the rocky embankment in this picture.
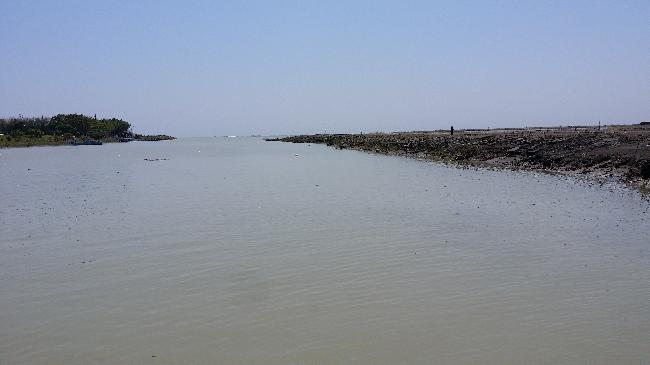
[268,124,650,190]
[133,134,176,141]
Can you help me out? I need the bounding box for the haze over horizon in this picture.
[1,1,648,137]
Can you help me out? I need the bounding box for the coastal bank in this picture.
[269,123,650,191]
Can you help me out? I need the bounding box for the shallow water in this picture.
[1,138,649,364]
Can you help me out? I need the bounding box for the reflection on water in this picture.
[1,138,649,364]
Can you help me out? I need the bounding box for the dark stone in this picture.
[640,162,650,179]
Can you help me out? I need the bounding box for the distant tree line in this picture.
[0,114,131,139]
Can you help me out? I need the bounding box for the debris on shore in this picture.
[267,124,650,191]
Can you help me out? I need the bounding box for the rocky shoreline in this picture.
[268,124,650,192]
[132,134,176,142]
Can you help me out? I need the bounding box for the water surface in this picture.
[1,138,649,364]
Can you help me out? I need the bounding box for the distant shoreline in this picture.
[0,134,176,148]
[0,114,175,148]
[268,123,650,193]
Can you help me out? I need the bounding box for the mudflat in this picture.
[270,124,650,190]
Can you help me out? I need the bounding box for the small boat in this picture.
[71,139,103,146]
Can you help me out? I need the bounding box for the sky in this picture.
[1,1,648,136]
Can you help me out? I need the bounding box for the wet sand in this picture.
[270,124,650,191]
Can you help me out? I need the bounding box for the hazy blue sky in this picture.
[1,1,648,136]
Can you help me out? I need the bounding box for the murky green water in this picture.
[1,138,649,364]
